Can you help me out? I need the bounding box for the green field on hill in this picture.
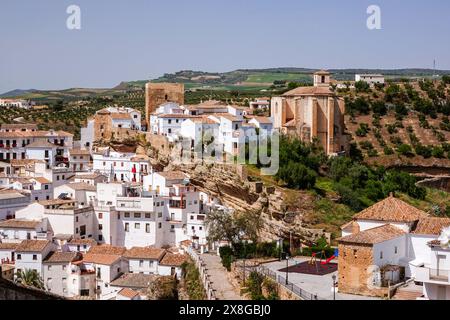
[245,72,311,84]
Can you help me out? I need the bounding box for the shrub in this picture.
[390,136,403,146]
[386,124,398,134]
[367,148,379,157]
[356,123,370,137]
[432,146,445,158]
[246,272,265,300]
[372,101,387,116]
[384,146,394,155]
[359,141,374,150]
[415,144,433,158]
[182,261,206,300]
[219,246,234,271]
[397,144,414,157]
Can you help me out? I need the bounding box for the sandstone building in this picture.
[145,83,185,125]
[271,70,347,155]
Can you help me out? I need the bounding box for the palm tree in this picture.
[15,269,46,290]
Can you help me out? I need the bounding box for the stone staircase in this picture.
[392,287,424,300]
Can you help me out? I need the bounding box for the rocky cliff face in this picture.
[165,161,330,244]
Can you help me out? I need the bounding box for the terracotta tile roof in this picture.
[413,217,450,235]
[117,288,140,299]
[158,114,198,119]
[15,240,51,252]
[353,196,428,223]
[110,273,157,288]
[110,113,132,120]
[70,149,91,155]
[69,238,97,246]
[123,247,166,260]
[282,86,334,97]
[38,199,76,206]
[338,224,405,245]
[10,159,46,167]
[180,240,192,247]
[314,70,330,75]
[159,253,187,267]
[219,114,241,122]
[43,251,81,264]
[26,140,56,148]
[341,220,359,231]
[89,244,126,255]
[0,130,71,139]
[0,243,19,250]
[83,253,121,265]
[0,219,41,229]
[32,177,51,184]
[156,171,187,180]
[0,190,28,200]
[73,173,106,180]
[0,123,37,130]
[250,116,272,124]
[190,117,218,125]
[64,182,96,192]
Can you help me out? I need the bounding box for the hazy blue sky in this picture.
[1,0,449,93]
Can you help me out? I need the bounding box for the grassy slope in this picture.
[247,165,450,239]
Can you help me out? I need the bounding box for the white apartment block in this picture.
[93,149,152,183]
[0,129,73,165]
[0,99,34,109]
[355,74,385,86]
[54,182,97,208]
[0,189,31,220]
[0,218,50,243]
[69,148,91,172]
[15,200,95,240]
[107,107,142,131]
[14,239,54,277]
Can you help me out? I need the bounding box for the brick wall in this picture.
[338,243,389,297]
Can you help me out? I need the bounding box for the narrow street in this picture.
[200,253,242,300]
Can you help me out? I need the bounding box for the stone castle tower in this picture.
[145,83,185,125]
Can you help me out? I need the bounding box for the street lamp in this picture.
[332,274,337,300]
[285,254,289,285]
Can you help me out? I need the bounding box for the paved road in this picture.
[200,253,242,300]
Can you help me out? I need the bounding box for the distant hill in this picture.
[3,67,450,100]
[0,89,38,98]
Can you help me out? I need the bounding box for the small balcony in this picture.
[416,267,450,284]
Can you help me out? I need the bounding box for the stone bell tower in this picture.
[313,70,331,87]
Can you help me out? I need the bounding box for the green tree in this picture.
[277,162,317,189]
